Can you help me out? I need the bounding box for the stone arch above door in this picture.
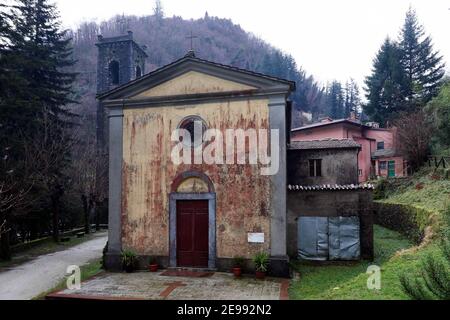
[171,171,215,193]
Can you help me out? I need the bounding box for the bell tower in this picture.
[96,30,147,145]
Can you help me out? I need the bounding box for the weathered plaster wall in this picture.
[353,136,373,183]
[134,71,256,98]
[121,98,272,259]
[287,148,359,186]
[287,190,374,260]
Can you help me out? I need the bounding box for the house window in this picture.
[309,159,322,177]
[109,60,120,85]
[379,161,387,170]
[358,169,363,176]
[377,141,385,150]
[178,116,207,148]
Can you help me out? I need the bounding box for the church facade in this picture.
[98,41,295,276]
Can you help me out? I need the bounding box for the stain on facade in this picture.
[121,99,272,258]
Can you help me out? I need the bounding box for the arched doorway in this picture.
[169,171,216,269]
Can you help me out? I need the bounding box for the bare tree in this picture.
[394,109,434,171]
[0,151,33,259]
[69,115,108,234]
[22,111,75,242]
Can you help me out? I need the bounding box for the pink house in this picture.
[291,117,407,183]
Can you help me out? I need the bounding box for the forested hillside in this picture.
[69,11,326,126]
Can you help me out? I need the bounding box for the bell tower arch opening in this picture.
[109,60,120,85]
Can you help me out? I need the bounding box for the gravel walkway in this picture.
[0,233,107,300]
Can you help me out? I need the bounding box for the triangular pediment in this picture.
[98,56,295,101]
[133,71,257,98]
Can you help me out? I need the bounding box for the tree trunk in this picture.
[51,194,60,243]
[82,194,90,234]
[95,200,100,231]
[0,229,11,261]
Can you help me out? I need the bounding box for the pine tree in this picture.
[399,8,445,107]
[327,81,344,119]
[364,38,409,125]
[344,79,360,118]
[153,0,164,18]
[11,0,77,121]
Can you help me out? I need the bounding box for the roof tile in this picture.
[289,139,361,150]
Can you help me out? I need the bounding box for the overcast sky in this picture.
[55,0,450,88]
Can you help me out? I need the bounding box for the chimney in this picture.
[366,122,380,129]
[319,117,333,123]
[350,112,357,120]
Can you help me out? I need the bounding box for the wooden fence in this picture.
[427,156,450,169]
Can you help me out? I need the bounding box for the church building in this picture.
[97,34,295,277]
[97,32,374,278]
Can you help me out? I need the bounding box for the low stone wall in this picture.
[373,201,434,244]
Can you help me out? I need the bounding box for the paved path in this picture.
[48,271,290,300]
[0,233,107,300]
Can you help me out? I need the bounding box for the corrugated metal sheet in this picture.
[329,216,360,260]
[298,217,328,261]
[297,216,361,261]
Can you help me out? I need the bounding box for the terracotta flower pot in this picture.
[149,264,158,272]
[255,271,266,280]
[124,264,134,273]
[232,267,242,277]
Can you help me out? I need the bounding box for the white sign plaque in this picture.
[248,233,265,243]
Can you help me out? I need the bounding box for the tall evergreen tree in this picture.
[364,38,409,125]
[11,0,77,122]
[327,81,345,119]
[153,0,164,18]
[399,8,445,107]
[344,79,360,118]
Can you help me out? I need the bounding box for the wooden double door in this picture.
[176,200,209,268]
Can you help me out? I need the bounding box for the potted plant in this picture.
[231,257,244,278]
[253,252,269,280]
[121,249,137,273]
[149,257,158,272]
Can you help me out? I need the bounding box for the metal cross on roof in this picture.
[116,14,129,35]
[186,30,198,51]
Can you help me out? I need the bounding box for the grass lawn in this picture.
[0,231,107,270]
[33,259,104,300]
[379,167,450,214]
[289,225,441,300]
